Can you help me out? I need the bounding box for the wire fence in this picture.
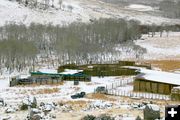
[105,79,171,100]
[107,89,170,100]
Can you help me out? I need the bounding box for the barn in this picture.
[134,69,180,95]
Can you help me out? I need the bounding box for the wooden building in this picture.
[134,69,180,95]
[10,69,91,86]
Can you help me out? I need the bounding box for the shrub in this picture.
[81,115,96,120]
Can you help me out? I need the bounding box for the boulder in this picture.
[5,107,16,113]
[31,114,41,120]
[144,104,160,120]
[95,114,114,120]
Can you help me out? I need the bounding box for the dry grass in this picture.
[85,82,100,85]
[15,81,64,87]
[86,93,116,101]
[70,86,81,91]
[148,60,180,71]
[35,88,59,94]
[59,100,89,111]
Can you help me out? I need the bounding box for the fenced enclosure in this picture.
[105,78,171,100]
[10,76,62,87]
[107,89,170,100]
[106,78,134,90]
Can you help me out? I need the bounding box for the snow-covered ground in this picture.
[0,0,180,26]
[136,32,180,60]
[0,67,177,120]
[0,0,88,26]
[0,76,131,103]
[126,4,154,11]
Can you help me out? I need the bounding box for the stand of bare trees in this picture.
[14,0,62,9]
[0,18,145,73]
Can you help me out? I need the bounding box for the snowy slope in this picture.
[0,0,180,26]
[0,0,89,26]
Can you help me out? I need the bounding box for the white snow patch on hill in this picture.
[127,4,154,11]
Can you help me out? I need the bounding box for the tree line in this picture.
[0,18,145,73]
[10,0,63,9]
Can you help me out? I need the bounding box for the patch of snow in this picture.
[60,69,83,75]
[38,68,58,74]
[61,1,83,13]
[0,79,9,88]
[127,4,154,11]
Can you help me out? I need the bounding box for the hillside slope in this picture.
[0,0,180,26]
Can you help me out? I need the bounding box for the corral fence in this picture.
[10,76,62,87]
[107,89,171,100]
[105,79,171,100]
[106,78,134,90]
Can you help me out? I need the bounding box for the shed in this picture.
[134,69,180,95]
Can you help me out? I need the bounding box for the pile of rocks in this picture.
[27,102,58,120]
[5,106,19,113]
[84,101,113,111]
[59,104,73,112]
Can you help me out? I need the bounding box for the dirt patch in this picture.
[15,81,64,87]
[35,88,60,94]
[148,60,180,72]
[86,93,116,101]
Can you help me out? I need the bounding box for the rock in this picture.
[136,115,142,120]
[31,108,41,114]
[42,103,56,112]
[144,104,160,120]
[43,104,53,112]
[50,114,56,119]
[131,102,145,110]
[5,107,16,113]
[89,101,113,110]
[52,102,57,107]
[0,98,5,106]
[31,114,41,120]
[0,116,11,120]
[40,102,45,107]
[81,114,96,120]
[22,96,37,108]
[95,114,114,120]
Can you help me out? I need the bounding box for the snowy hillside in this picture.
[0,0,180,26]
[0,0,89,26]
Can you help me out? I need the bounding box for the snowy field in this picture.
[136,32,180,60]
[0,75,169,120]
[0,76,132,103]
